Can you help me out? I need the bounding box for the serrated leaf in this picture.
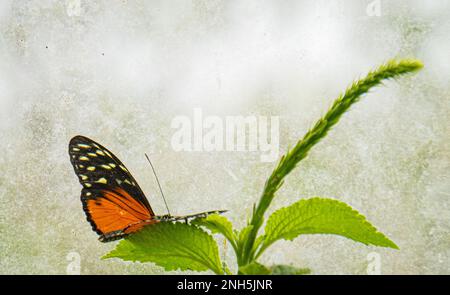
[243,59,420,264]
[102,222,223,274]
[239,262,270,275]
[235,225,254,264]
[191,214,237,250]
[238,225,253,246]
[262,198,398,253]
[269,265,311,275]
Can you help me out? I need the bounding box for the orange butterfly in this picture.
[69,135,226,242]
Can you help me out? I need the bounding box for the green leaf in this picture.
[239,262,270,275]
[240,263,311,275]
[237,225,254,247]
[102,222,223,274]
[191,214,237,250]
[260,198,398,256]
[242,59,421,264]
[236,225,254,265]
[269,265,311,275]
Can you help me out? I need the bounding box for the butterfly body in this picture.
[69,135,226,242]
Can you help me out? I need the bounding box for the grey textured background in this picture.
[0,0,449,274]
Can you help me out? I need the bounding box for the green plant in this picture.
[103,59,423,274]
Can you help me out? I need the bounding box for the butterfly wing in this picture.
[69,135,155,242]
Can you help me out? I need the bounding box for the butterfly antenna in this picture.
[145,153,171,216]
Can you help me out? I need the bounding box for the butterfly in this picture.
[69,135,226,242]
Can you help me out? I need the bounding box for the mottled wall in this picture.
[0,0,449,274]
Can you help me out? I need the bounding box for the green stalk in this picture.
[240,59,423,265]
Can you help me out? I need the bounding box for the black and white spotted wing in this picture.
[69,135,227,242]
[69,135,155,241]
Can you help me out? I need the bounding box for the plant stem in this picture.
[240,59,423,265]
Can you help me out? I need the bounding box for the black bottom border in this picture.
[1,275,449,293]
